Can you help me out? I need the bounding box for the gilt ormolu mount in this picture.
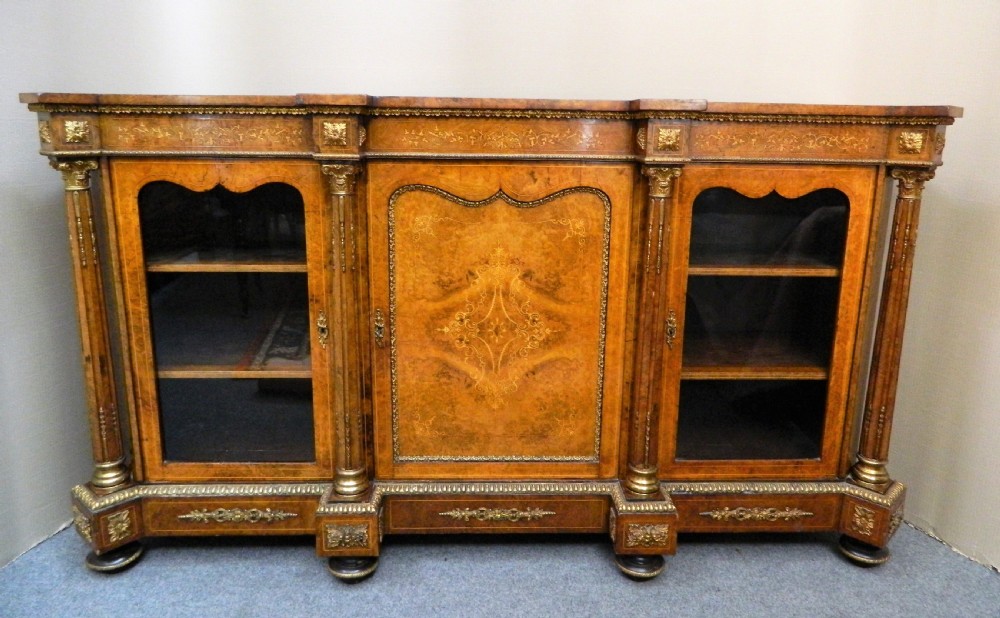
[21,93,961,579]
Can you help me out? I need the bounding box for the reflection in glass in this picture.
[676,380,825,460]
[140,181,306,268]
[139,182,314,463]
[677,187,848,461]
[688,188,848,268]
[159,378,314,462]
[683,276,838,370]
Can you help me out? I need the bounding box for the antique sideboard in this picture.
[20,93,961,580]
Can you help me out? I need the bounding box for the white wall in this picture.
[2,0,998,567]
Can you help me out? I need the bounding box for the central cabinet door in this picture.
[368,162,633,479]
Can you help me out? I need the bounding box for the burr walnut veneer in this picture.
[20,93,961,579]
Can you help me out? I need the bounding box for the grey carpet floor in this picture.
[1,524,998,617]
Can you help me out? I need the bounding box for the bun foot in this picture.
[85,542,144,573]
[614,554,665,580]
[838,534,891,567]
[327,556,378,582]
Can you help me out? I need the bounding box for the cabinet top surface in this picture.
[19,93,962,119]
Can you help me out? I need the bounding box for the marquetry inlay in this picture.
[388,184,612,463]
[399,125,606,150]
[113,121,306,148]
[436,246,555,410]
[693,127,875,154]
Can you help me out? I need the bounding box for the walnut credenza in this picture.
[20,93,961,579]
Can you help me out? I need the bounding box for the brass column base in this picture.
[849,456,891,492]
[90,459,130,490]
[334,468,370,497]
[624,464,660,496]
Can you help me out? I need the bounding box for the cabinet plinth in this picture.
[22,93,960,578]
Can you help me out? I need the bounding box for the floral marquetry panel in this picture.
[391,181,605,458]
[369,162,632,479]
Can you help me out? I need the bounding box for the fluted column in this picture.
[323,163,370,497]
[624,166,682,496]
[850,167,936,491]
[51,159,130,490]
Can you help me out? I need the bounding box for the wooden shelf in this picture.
[681,365,827,380]
[681,334,829,380]
[146,248,307,272]
[688,253,840,278]
[688,264,840,278]
[158,364,311,379]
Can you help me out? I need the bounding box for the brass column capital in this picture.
[642,165,683,199]
[50,159,98,191]
[890,167,935,200]
[322,163,361,196]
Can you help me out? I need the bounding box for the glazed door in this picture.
[368,162,633,479]
[111,160,333,481]
[659,165,877,480]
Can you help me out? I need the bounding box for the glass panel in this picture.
[676,187,848,461]
[676,380,825,460]
[158,378,314,462]
[683,276,839,372]
[139,181,314,463]
[148,272,311,374]
[689,188,847,269]
[140,181,306,269]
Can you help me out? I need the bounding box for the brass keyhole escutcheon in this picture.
[373,308,386,348]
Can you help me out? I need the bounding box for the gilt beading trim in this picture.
[72,483,330,511]
[26,102,955,126]
[317,481,677,516]
[664,481,906,508]
[72,480,905,514]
